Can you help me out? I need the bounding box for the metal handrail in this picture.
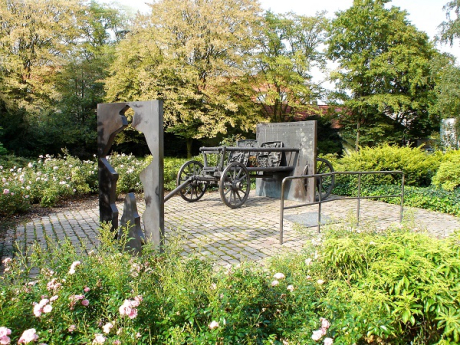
[279,171,405,244]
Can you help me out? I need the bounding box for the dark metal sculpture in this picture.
[97,103,129,230]
[97,101,164,251]
[120,192,144,253]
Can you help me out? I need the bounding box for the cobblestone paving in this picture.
[2,191,460,266]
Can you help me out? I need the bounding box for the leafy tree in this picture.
[439,0,460,46]
[0,0,127,157]
[51,2,127,157]
[253,11,328,122]
[327,0,439,149]
[430,53,460,120]
[0,0,83,111]
[437,1,460,140]
[105,0,263,157]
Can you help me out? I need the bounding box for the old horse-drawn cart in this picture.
[167,140,335,208]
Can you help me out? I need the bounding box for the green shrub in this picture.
[2,222,460,344]
[0,185,31,216]
[335,144,440,187]
[334,183,460,217]
[432,151,460,191]
[0,225,321,344]
[163,157,189,191]
[320,225,460,344]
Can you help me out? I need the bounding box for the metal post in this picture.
[357,173,361,226]
[400,173,405,223]
[279,178,286,244]
[318,175,322,233]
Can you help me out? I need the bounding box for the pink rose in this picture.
[102,323,113,334]
[271,280,279,287]
[68,261,81,275]
[311,329,323,341]
[84,286,90,293]
[1,258,11,265]
[18,329,39,343]
[324,337,333,345]
[81,299,89,306]
[208,321,219,330]
[287,285,294,292]
[92,333,106,344]
[43,304,52,313]
[119,299,140,319]
[0,335,10,344]
[33,303,43,317]
[68,325,76,333]
[0,327,11,337]
[273,273,285,280]
[321,318,331,330]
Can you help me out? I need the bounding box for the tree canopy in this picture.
[327,0,438,148]
[440,0,460,46]
[0,0,127,157]
[252,11,328,122]
[105,0,263,156]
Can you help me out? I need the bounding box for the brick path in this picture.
[2,191,460,266]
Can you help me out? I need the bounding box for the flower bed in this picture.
[1,222,459,344]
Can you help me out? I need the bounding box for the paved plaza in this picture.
[1,191,460,266]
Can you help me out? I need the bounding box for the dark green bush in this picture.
[334,183,460,217]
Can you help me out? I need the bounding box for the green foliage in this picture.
[334,184,460,217]
[440,0,460,46]
[432,151,460,191]
[321,225,460,344]
[0,153,193,215]
[430,53,460,133]
[105,0,263,152]
[253,11,328,122]
[0,185,31,216]
[0,153,98,213]
[0,1,128,158]
[2,220,460,343]
[327,0,438,147]
[0,224,320,344]
[0,127,7,156]
[335,144,440,186]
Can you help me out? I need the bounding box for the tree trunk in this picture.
[186,138,193,159]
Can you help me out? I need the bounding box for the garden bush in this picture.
[334,144,440,187]
[0,153,191,216]
[0,153,99,214]
[432,151,460,191]
[1,222,459,344]
[320,224,460,344]
[333,183,460,217]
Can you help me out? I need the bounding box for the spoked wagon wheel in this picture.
[316,158,335,200]
[303,158,335,200]
[176,160,207,202]
[219,162,250,209]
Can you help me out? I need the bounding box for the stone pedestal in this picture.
[256,121,317,202]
